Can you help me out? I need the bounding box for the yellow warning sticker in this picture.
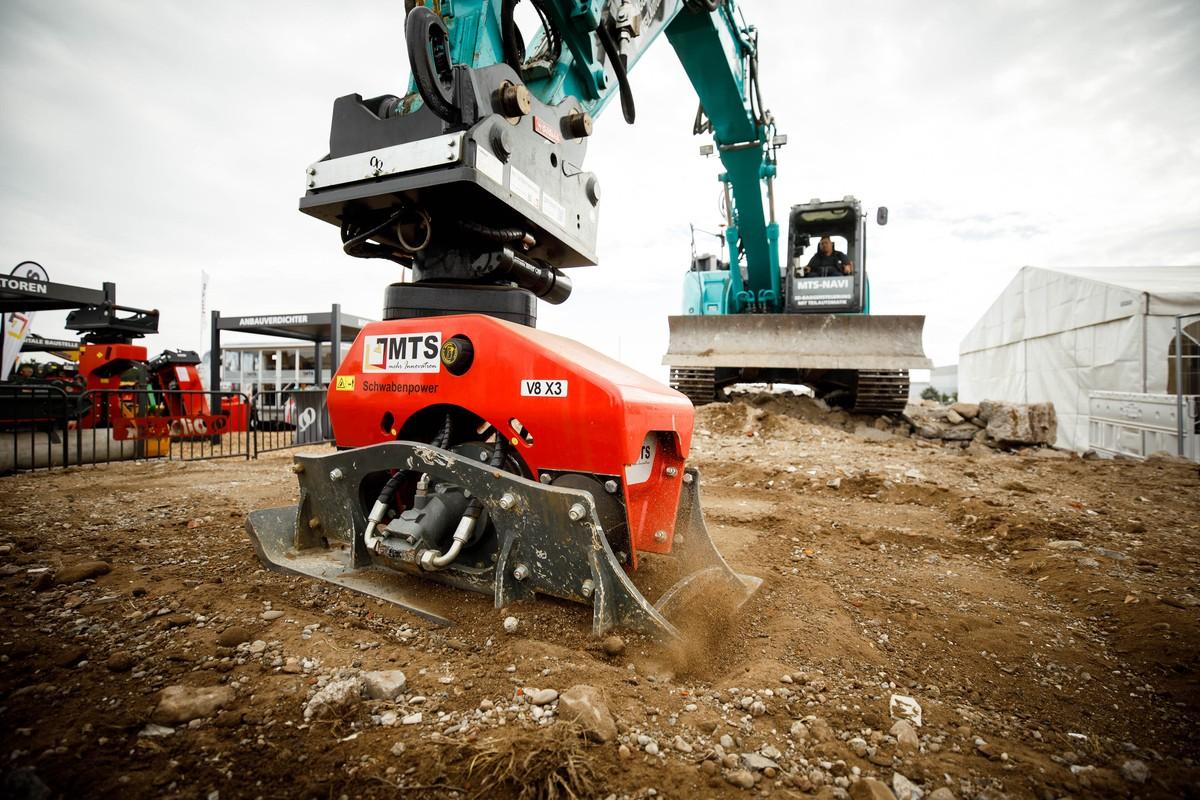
[335,375,356,391]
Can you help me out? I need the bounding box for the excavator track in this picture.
[850,370,910,415]
[669,366,909,417]
[670,367,717,406]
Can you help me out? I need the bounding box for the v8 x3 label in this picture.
[520,379,567,397]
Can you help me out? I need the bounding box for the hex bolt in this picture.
[615,551,628,564]
[603,479,619,494]
[665,466,679,477]
[581,579,595,598]
[329,468,344,481]
[513,563,530,581]
[683,472,694,485]
[290,463,305,474]
[654,530,667,543]
[307,167,316,176]
[568,503,586,521]
[498,493,516,510]
[539,474,553,484]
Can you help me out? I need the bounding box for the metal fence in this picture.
[1,385,334,474]
[76,388,255,464]
[0,383,87,472]
[250,388,333,456]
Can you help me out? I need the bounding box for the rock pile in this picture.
[703,391,1062,454]
[904,400,1057,450]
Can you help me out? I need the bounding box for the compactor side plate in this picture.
[245,441,759,641]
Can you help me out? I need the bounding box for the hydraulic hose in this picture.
[432,413,453,449]
[342,208,405,260]
[493,248,572,304]
[406,5,459,122]
[362,471,405,553]
[597,25,635,124]
[420,439,506,571]
[362,413,453,553]
[501,0,562,73]
[500,0,525,73]
[458,220,536,250]
[421,505,481,570]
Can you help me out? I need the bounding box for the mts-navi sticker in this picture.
[520,379,567,397]
[335,375,356,391]
[363,333,441,373]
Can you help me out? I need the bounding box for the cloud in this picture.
[2,0,1197,383]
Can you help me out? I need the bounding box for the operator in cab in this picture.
[805,236,854,277]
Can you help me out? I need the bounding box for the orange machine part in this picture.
[328,315,695,564]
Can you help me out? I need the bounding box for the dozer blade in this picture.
[663,314,932,372]
[245,441,759,641]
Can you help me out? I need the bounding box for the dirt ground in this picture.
[1,394,1198,800]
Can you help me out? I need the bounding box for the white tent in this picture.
[959,266,1200,451]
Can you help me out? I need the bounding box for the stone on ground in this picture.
[557,684,617,742]
[54,561,111,585]
[303,676,362,721]
[981,400,1056,445]
[850,777,898,800]
[152,684,235,725]
[362,670,407,700]
[216,626,253,647]
[892,771,925,800]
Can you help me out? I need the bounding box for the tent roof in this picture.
[1051,266,1200,300]
[961,266,1200,355]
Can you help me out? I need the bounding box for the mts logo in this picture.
[363,332,442,373]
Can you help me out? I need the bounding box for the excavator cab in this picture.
[785,197,869,315]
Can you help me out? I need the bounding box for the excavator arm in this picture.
[301,0,781,312]
[666,6,783,312]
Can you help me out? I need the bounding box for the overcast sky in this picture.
[3,0,1198,381]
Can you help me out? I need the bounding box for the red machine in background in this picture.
[15,302,237,440]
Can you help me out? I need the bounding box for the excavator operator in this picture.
[805,235,854,277]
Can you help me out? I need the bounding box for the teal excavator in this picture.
[245,0,927,639]
[312,0,927,413]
